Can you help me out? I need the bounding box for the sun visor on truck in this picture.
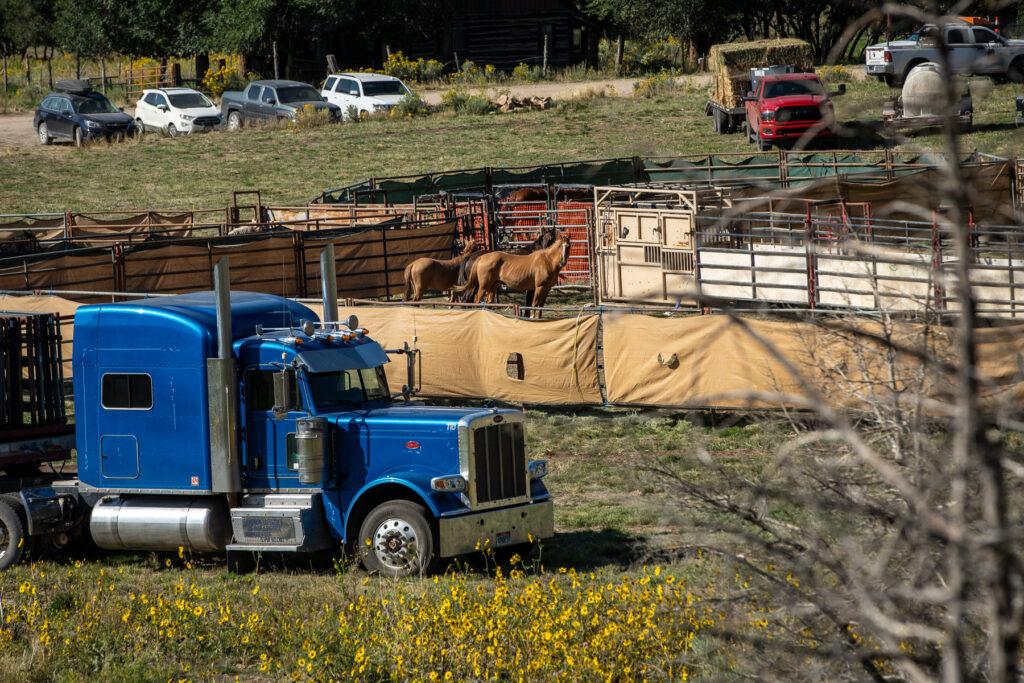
[295,343,389,373]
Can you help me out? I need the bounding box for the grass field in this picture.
[0,411,784,680]
[1,76,1022,214]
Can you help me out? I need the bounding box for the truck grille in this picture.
[776,106,822,122]
[472,422,527,504]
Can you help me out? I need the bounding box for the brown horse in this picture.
[403,241,481,301]
[458,233,570,317]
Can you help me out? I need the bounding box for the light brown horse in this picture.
[403,241,481,301]
[458,233,570,317]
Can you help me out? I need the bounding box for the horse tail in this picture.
[451,261,478,296]
[402,263,414,301]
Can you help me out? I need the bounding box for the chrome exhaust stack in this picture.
[207,257,242,493]
[320,244,338,325]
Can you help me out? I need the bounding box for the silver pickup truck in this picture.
[865,23,1024,85]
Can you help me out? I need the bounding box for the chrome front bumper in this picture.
[438,500,553,557]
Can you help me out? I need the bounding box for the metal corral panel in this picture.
[73,291,316,492]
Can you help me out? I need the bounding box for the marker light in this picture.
[431,475,467,493]
[528,460,548,480]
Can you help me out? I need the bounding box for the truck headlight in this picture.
[85,120,102,129]
[760,111,775,122]
[528,460,548,480]
[431,475,467,492]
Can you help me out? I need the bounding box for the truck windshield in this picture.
[764,80,824,98]
[276,86,322,103]
[75,95,119,114]
[308,367,390,409]
[362,81,409,96]
[169,92,214,108]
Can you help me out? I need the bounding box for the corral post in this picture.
[804,205,817,309]
[381,228,391,300]
[931,210,945,310]
[294,232,307,297]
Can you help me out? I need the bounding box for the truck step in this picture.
[229,493,332,552]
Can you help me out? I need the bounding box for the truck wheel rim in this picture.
[38,125,47,143]
[0,523,8,559]
[372,517,419,571]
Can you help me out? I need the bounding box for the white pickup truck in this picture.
[865,22,1024,85]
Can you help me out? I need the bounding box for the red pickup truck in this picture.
[742,73,844,151]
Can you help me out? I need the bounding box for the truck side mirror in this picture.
[273,368,298,416]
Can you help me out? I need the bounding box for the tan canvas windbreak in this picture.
[306,305,602,405]
[602,313,1024,410]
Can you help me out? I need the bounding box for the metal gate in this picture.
[494,200,594,283]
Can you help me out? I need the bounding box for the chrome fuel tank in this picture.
[90,496,232,552]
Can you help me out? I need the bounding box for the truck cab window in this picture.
[247,369,299,412]
[102,373,152,409]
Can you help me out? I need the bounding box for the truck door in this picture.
[945,26,977,73]
[971,26,1005,74]
[243,85,264,121]
[241,367,307,489]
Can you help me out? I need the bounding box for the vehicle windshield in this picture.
[169,92,213,109]
[276,86,323,103]
[308,367,390,409]
[764,80,824,99]
[75,95,119,114]
[361,80,409,97]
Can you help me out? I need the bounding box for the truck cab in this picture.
[2,278,552,577]
[742,72,841,151]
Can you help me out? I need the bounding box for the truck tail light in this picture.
[884,50,892,63]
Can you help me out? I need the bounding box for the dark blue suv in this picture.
[34,80,136,146]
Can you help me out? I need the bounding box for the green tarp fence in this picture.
[317,152,1005,205]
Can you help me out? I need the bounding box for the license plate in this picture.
[495,531,512,547]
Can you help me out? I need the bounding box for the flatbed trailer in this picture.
[705,99,745,134]
[0,312,72,480]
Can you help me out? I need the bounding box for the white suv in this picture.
[134,87,224,136]
[320,73,412,119]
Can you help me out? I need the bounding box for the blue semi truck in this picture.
[0,257,553,576]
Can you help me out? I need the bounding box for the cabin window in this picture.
[573,28,583,52]
[101,373,153,410]
[506,353,525,381]
[246,369,299,412]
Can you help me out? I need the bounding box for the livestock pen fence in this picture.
[3,293,1023,414]
[0,218,463,302]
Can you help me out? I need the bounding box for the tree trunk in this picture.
[2,52,7,93]
[615,33,625,72]
[23,51,30,83]
[46,54,52,89]
[75,52,81,79]
[100,58,106,94]
[195,53,210,84]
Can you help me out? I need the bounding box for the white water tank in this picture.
[902,62,945,117]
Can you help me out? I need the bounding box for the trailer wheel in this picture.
[357,500,438,578]
[0,499,26,570]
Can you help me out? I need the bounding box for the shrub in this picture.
[558,86,608,113]
[512,62,541,82]
[201,66,249,98]
[439,88,493,115]
[390,92,429,117]
[292,104,332,129]
[817,64,852,84]
[382,51,445,83]
[633,72,682,98]
[345,104,360,121]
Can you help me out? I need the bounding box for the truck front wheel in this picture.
[358,500,438,578]
[0,498,26,570]
[1008,57,1024,84]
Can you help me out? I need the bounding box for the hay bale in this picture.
[708,39,814,107]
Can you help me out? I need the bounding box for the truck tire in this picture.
[1008,57,1024,84]
[73,126,84,148]
[357,500,437,578]
[0,498,26,570]
[757,132,771,152]
[227,111,242,131]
